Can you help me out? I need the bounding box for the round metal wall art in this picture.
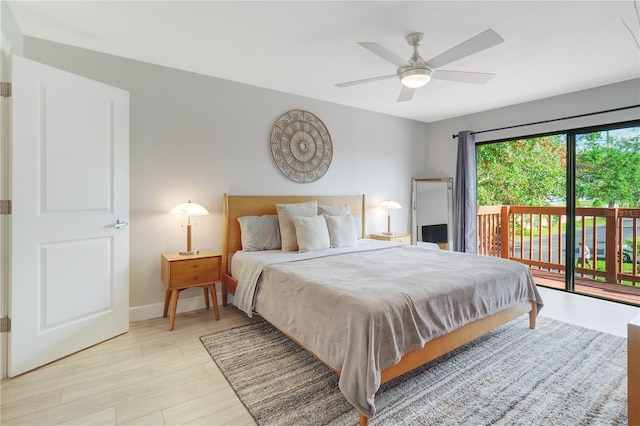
[270,110,333,183]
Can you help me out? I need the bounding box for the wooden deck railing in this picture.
[477,206,640,287]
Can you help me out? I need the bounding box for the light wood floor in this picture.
[0,306,259,426]
[2,288,639,425]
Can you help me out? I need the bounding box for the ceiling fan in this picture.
[335,29,504,102]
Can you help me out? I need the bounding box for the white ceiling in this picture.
[6,1,640,123]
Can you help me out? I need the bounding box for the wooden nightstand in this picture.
[161,249,221,331]
[370,233,412,244]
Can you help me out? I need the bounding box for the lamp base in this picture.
[178,249,199,255]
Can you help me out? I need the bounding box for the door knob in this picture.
[114,219,129,229]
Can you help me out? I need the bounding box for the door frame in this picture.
[0,46,11,379]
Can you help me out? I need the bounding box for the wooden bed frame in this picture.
[221,194,367,304]
[221,194,536,426]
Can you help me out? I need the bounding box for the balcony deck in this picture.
[477,205,640,307]
[531,269,640,306]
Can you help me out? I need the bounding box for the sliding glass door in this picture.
[573,125,640,303]
[477,134,568,290]
[476,121,640,306]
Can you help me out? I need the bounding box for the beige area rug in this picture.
[200,316,627,425]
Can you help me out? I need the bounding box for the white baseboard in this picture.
[129,289,230,323]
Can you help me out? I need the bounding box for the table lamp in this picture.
[169,200,209,255]
[378,200,402,235]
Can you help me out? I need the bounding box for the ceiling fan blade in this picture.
[396,85,415,102]
[335,74,397,88]
[426,29,504,69]
[359,42,410,67]
[432,70,496,85]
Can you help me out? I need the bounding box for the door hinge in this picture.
[0,200,11,215]
[0,316,10,333]
[0,82,11,97]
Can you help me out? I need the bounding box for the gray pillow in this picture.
[237,215,281,251]
[318,204,351,216]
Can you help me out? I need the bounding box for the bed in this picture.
[221,194,543,425]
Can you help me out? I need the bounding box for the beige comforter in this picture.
[235,243,543,417]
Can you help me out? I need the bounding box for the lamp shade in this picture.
[378,200,401,235]
[169,201,209,255]
[378,200,402,210]
[169,201,209,216]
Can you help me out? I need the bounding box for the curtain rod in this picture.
[451,104,640,139]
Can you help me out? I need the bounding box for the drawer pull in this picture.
[192,265,198,268]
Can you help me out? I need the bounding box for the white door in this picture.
[10,55,129,376]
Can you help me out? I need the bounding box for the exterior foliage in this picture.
[477,128,640,208]
[576,131,640,208]
[476,136,566,206]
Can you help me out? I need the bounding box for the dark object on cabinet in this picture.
[422,224,448,244]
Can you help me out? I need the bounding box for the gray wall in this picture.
[23,36,429,320]
[423,79,640,179]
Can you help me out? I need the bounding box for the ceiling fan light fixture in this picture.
[336,29,503,102]
[399,67,432,88]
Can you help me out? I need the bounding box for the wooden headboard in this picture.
[221,194,366,275]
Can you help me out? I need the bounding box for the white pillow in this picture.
[325,215,357,248]
[276,200,318,252]
[293,215,330,252]
[318,204,351,216]
[237,215,281,251]
[352,214,363,239]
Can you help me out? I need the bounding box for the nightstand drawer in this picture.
[171,269,218,286]
[171,257,219,274]
[392,235,411,244]
[370,233,412,244]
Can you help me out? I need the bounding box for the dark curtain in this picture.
[454,130,477,253]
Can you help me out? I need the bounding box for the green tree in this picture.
[476,136,566,206]
[576,132,640,207]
